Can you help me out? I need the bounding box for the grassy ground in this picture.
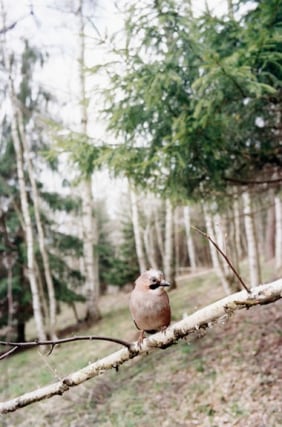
[1,266,281,427]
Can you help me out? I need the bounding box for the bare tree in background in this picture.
[77,0,101,321]
[242,191,261,287]
[183,206,197,272]
[130,186,147,273]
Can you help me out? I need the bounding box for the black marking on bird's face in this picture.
[149,282,160,290]
[149,275,161,290]
[144,269,170,291]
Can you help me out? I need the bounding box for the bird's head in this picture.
[135,268,170,293]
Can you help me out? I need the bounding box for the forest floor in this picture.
[1,264,282,427]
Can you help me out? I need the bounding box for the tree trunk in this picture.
[213,212,231,277]
[78,0,101,322]
[81,179,101,322]
[9,94,46,341]
[144,224,158,270]
[154,204,165,260]
[242,191,261,287]
[164,199,176,288]
[203,203,231,294]
[227,0,234,18]
[130,187,147,272]
[265,191,275,261]
[1,2,46,341]
[16,104,57,339]
[233,194,243,260]
[183,206,197,272]
[275,195,282,271]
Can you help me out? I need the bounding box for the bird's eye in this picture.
[149,281,160,290]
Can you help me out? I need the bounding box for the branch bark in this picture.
[1,278,281,414]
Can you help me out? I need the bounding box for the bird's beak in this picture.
[160,280,170,287]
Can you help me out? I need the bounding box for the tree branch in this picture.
[0,336,131,361]
[1,279,281,414]
[192,226,251,293]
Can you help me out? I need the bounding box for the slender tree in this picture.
[183,206,197,272]
[77,0,101,321]
[242,191,261,287]
[130,187,147,273]
[275,194,282,271]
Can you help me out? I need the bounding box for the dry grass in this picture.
[1,267,281,427]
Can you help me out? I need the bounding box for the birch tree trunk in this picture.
[9,92,46,341]
[1,8,46,340]
[242,191,261,287]
[164,199,176,288]
[183,206,197,272]
[154,203,165,260]
[213,212,231,277]
[144,224,158,270]
[203,203,231,294]
[275,195,282,271]
[81,179,101,321]
[16,105,57,339]
[130,188,147,273]
[78,0,101,322]
[233,194,243,260]
[265,190,275,261]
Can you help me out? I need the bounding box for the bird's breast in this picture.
[129,289,171,331]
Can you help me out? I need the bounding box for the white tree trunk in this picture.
[143,224,158,270]
[213,212,230,276]
[81,178,100,320]
[154,204,165,259]
[203,204,231,294]
[78,0,100,321]
[16,106,57,339]
[233,195,243,260]
[9,94,46,341]
[164,199,176,287]
[242,191,261,287]
[1,9,47,340]
[130,188,147,272]
[275,195,282,271]
[265,195,275,261]
[183,206,197,272]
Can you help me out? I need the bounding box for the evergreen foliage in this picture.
[94,0,282,201]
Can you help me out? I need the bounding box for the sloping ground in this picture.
[1,270,282,427]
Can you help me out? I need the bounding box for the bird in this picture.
[129,268,171,345]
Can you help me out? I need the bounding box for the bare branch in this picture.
[192,226,251,293]
[1,279,281,414]
[0,345,18,360]
[0,336,131,360]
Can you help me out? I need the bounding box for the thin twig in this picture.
[0,336,132,361]
[0,345,18,360]
[192,226,251,293]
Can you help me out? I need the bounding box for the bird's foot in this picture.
[137,330,145,348]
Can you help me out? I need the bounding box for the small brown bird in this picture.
[129,268,171,345]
